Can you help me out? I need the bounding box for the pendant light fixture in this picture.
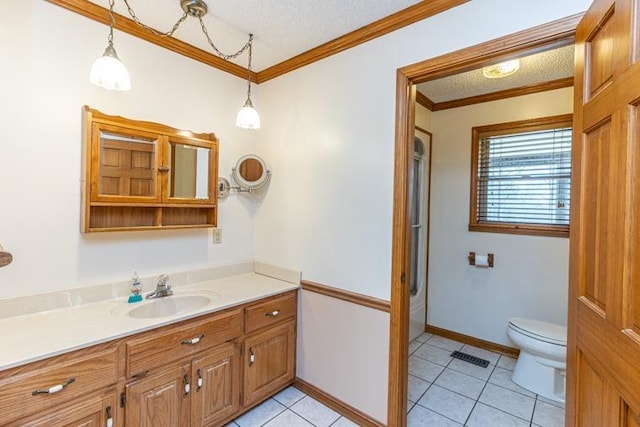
[90,0,131,91]
[90,0,260,129]
[235,35,261,129]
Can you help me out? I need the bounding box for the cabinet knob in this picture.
[183,374,190,396]
[106,406,113,427]
[32,378,76,395]
[158,166,170,173]
[265,310,280,317]
[196,368,203,391]
[249,347,255,366]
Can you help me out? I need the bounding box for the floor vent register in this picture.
[450,350,490,368]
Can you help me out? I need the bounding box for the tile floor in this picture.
[228,333,565,426]
[228,386,358,427]
[407,333,565,426]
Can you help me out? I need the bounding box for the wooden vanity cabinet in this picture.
[0,290,297,426]
[243,292,297,408]
[82,107,219,232]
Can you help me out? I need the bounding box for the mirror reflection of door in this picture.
[169,142,210,199]
[98,130,157,197]
[239,158,264,182]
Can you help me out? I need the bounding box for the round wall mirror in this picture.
[232,154,271,190]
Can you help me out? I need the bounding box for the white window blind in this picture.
[476,126,572,226]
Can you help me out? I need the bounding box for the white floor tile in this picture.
[290,396,340,427]
[426,335,464,352]
[497,354,517,371]
[434,368,486,400]
[413,343,454,366]
[488,367,536,398]
[234,399,285,427]
[479,383,535,421]
[467,403,530,427]
[537,394,565,408]
[331,416,360,426]
[414,332,433,343]
[448,358,494,381]
[409,339,423,355]
[417,384,475,424]
[532,400,565,427]
[408,374,431,402]
[409,355,446,382]
[460,344,500,365]
[273,386,306,407]
[263,409,313,426]
[407,404,462,426]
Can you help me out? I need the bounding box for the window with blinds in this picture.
[469,115,573,237]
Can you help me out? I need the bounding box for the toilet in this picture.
[506,318,567,403]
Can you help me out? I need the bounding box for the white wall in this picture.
[0,1,259,298]
[428,88,573,346]
[255,0,589,420]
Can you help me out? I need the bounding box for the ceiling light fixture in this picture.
[482,59,520,79]
[90,0,261,129]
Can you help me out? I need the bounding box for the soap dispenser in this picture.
[128,271,143,303]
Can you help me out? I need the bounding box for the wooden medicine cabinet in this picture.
[82,107,219,232]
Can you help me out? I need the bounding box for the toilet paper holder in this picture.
[468,252,494,268]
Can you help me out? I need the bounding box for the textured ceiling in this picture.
[417,45,575,103]
[89,0,423,71]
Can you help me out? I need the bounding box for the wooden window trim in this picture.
[468,114,573,238]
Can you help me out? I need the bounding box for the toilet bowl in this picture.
[506,318,567,403]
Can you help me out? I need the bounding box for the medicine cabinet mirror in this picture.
[83,106,219,232]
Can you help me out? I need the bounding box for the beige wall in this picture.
[428,87,574,346]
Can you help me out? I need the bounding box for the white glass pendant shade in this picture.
[90,45,131,91]
[236,98,261,129]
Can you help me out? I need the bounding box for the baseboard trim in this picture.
[293,378,384,427]
[301,280,391,312]
[425,324,520,358]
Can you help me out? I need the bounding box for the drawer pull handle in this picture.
[106,406,113,427]
[265,310,280,317]
[196,368,203,391]
[181,334,204,346]
[32,378,75,395]
[183,374,190,396]
[249,347,255,366]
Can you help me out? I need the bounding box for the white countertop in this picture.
[0,273,299,371]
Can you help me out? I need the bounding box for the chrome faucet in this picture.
[146,274,173,299]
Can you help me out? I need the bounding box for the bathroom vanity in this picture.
[0,273,297,426]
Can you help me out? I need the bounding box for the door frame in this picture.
[387,13,583,426]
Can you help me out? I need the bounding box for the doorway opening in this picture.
[386,13,582,426]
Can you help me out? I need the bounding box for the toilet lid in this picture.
[508,318,567,345]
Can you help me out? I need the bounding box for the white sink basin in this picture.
[112,291,218,319]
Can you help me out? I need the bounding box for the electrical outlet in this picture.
[212,228,222,244]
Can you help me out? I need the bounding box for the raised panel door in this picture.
[243,320,295,407]
[191,342,241,426]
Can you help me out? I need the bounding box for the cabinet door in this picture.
[243,321,296,407]
[125,363,190,427]
[8,389,117,427]
[90,123,163,203]
[165,137,217,205]
[191,342,241,426]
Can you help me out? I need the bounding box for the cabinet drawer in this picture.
[0,348,118,424]
[245,291,297,334]
[126,309,242,377]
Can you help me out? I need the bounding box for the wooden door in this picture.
[191,343,241,426]
[125,363,191,427]
[243,321,295,407]
[8,390,117,427]
[568,0,640,424]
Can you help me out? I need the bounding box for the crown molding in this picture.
[256,0,469,83]
[46,0,468,84]
[45,0,257,82]
[420,76,574,111]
